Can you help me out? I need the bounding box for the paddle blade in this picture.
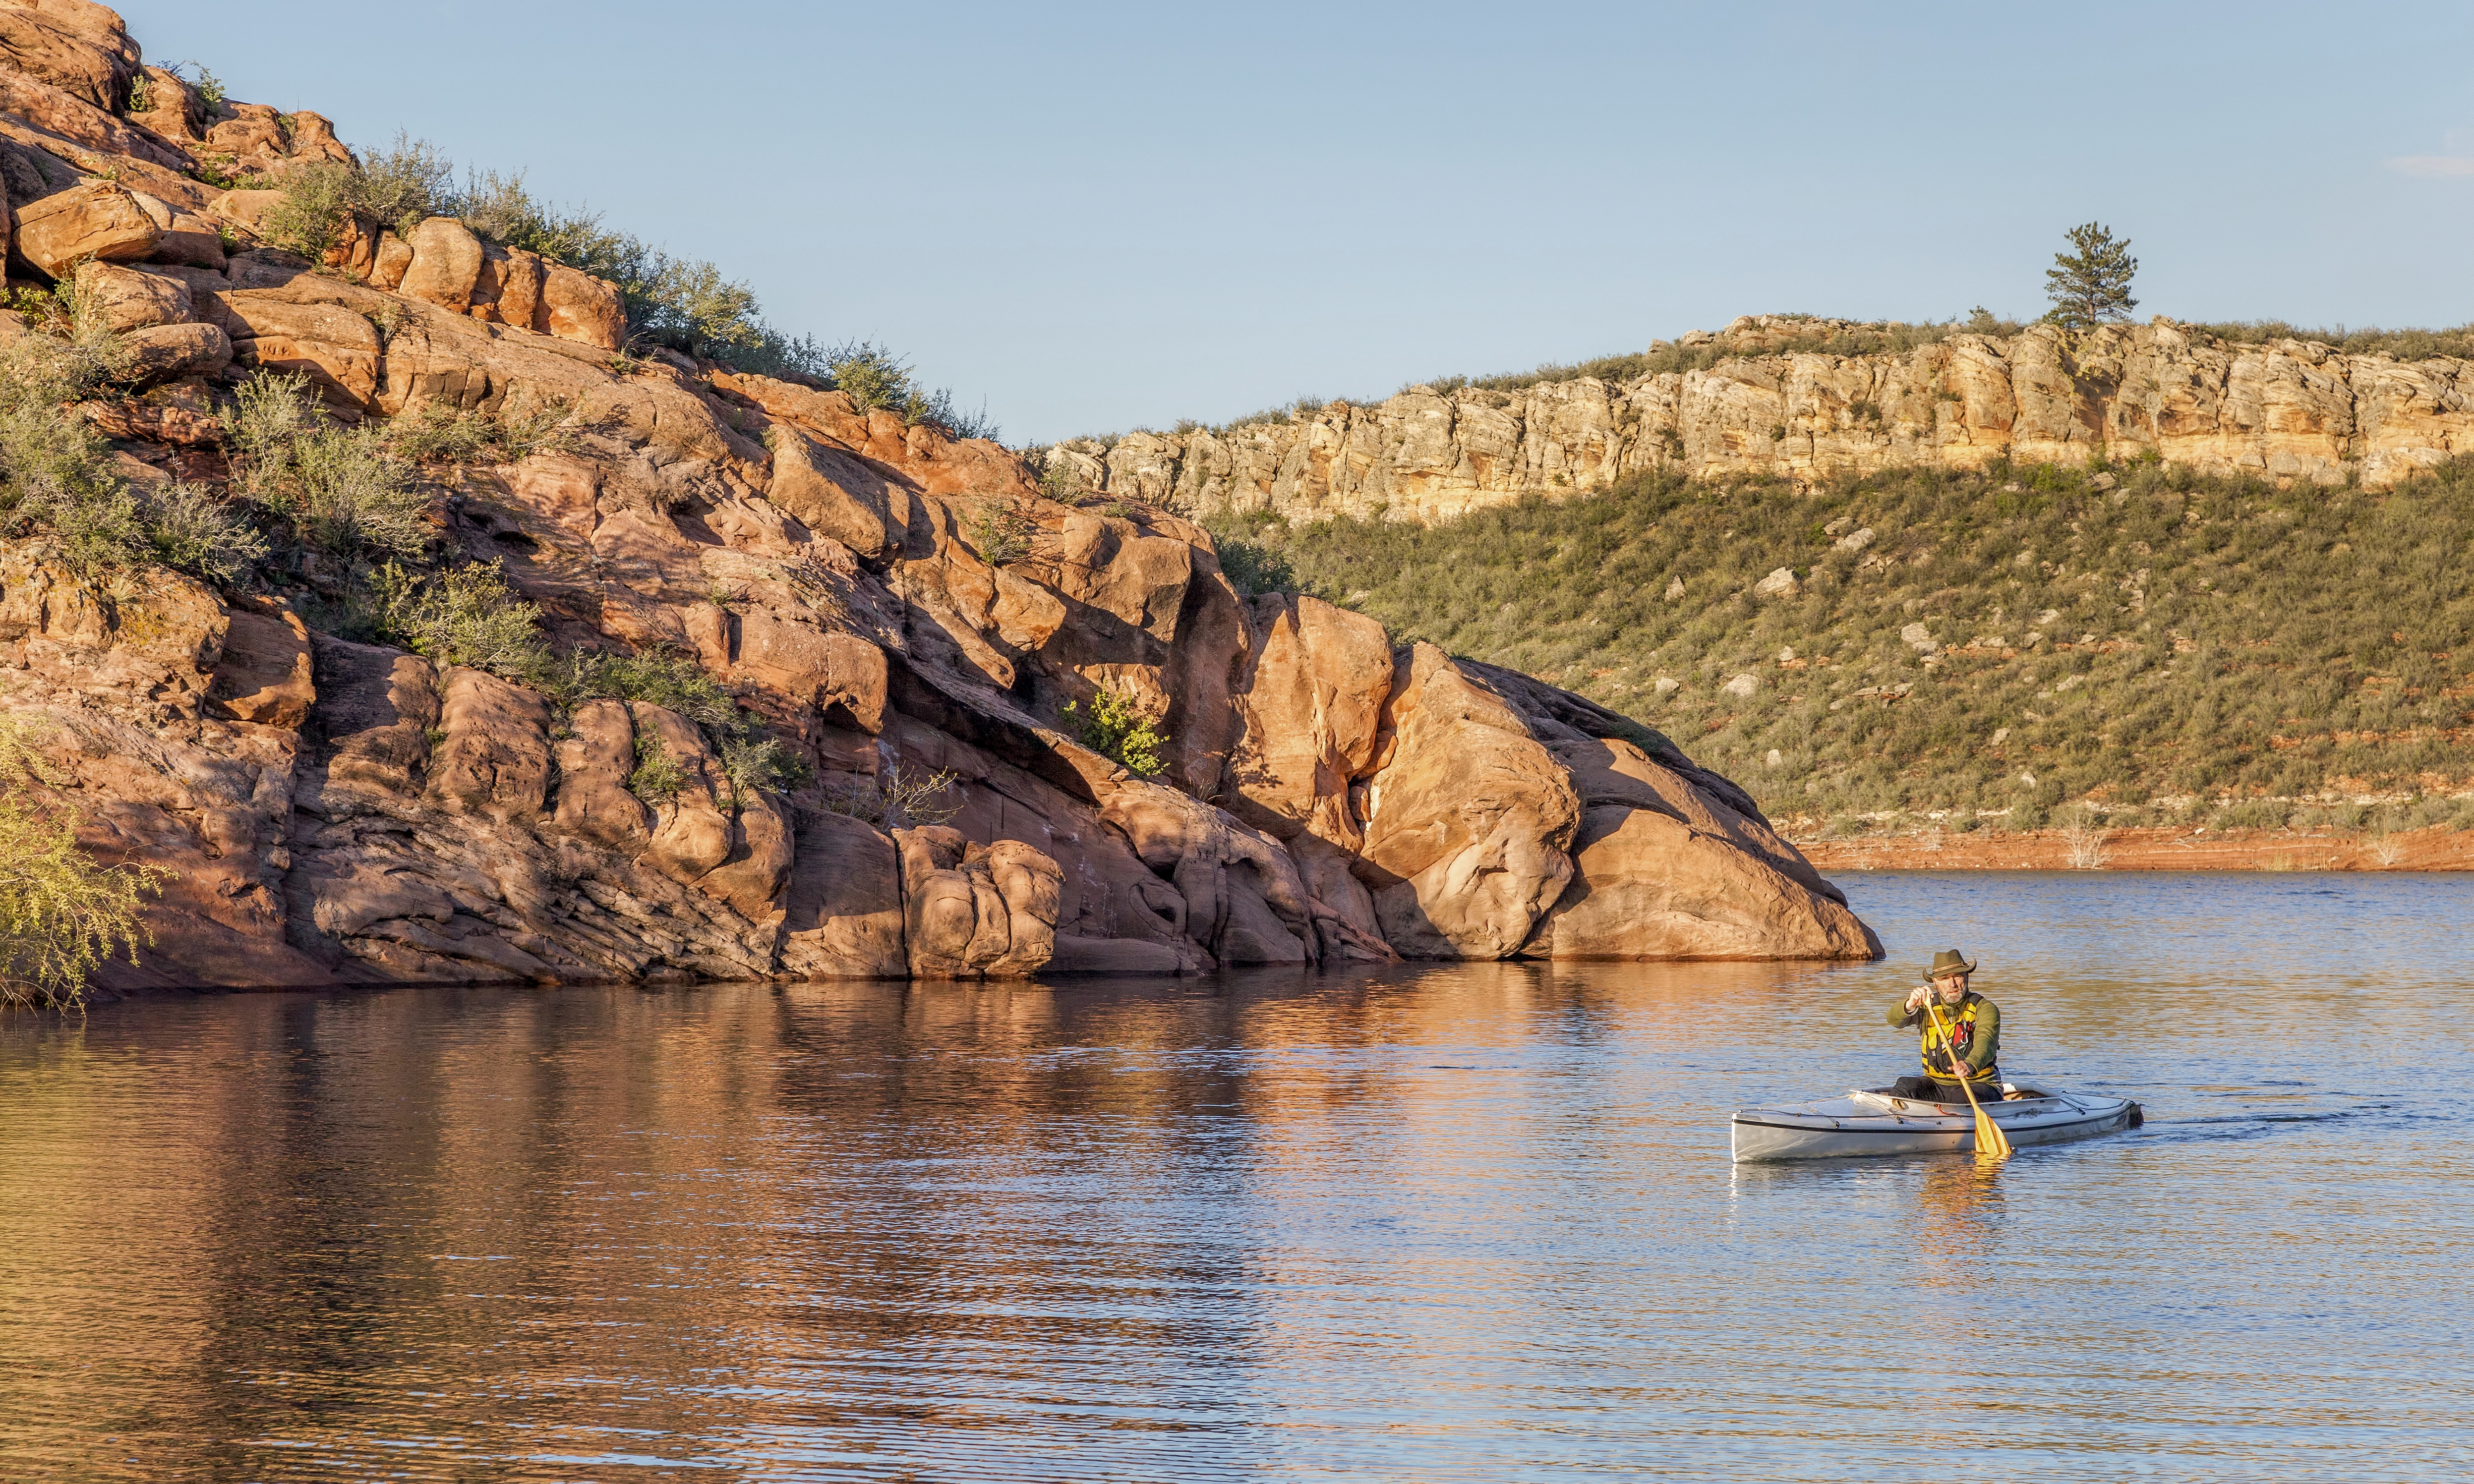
[1973,1105,2014,1162]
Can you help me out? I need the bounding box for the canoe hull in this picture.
[1730,1086,2138,1162]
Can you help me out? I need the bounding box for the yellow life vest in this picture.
[1918,994,1997,1082]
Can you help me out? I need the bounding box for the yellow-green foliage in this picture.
[0,331,264,581]
[1065,686,1167,777]
[227,372,431,559]
[0,719,165,1011]
[1217,458,2474,832]
[626,732,687,802]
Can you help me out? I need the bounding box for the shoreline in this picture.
[1791,825,2474,872]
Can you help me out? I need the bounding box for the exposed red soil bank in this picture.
[1794,826,2474,872]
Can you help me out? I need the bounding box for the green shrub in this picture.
[260,136,462,260]
[326,140,997,430]
[551,648,735,731]
[824,341,998,437]
[1064,686,1168,776]
[256,159,361,261]
[967,499,1034,565]
[135,480,267,582]
[380,392,576,466]
[362,561,545,676]
[1212,527,1296,597]
[228,372,430,559]
[0,718,166,1011]
[626,732,687,801]
[719,734,802,797]
[0,334,263,581]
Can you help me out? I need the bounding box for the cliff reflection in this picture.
[1,958,1869,1478]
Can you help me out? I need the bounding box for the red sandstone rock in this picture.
[0,14,1880,986]
[11,177,159,275]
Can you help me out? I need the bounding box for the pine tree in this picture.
[2043,223,2138,328]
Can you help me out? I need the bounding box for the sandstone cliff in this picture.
[1055,314,2474,526]
[0,3,1878,988]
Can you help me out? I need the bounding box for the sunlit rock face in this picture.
[1050,315,2470,530]
[0,10,1879,987]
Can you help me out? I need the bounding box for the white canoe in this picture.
[1730,1083,2142,1162]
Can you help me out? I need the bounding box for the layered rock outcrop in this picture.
[0,5,1878,988]
[1055,314,2474,527]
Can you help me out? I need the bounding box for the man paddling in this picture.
[1886,949,2002,1102]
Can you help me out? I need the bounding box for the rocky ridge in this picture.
[0,1,1877,988]
[1054,314,2474,527]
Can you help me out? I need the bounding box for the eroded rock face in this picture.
[0,19,1879,989]
[12,178,159,274]
[1225,593,1393,851]
[1529,739,1880,961]
[1357,643,1580,959]
[895,825,1060,978]
[1044,315,2474,526]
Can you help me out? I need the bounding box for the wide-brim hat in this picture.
[1920,948,1976,982]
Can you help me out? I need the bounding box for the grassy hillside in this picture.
[1209,458,2474,838]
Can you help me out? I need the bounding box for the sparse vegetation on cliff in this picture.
[0,720,164,1011]
[1197,315,2038,431]
[1065,686,1168,777]
[262,139,996,438]
[1215,457,2474,837]
[0,332,261,581]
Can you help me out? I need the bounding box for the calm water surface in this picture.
[2,872,2469,1482]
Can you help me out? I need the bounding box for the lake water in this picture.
[2,872,2469,1482]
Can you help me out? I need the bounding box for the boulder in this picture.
[1224,592,1394,849]
[205,606,313,728]
[1528,803,1880,961]
[427,666,553,824]
[0,0,138,110]
[73,258,185,329]
[1101,778,1315,965]
[629,701,735,886]
[310,637,439,795]
[148,211,224,269]
[127,64,200,140]
[202,292,379,407]
[397,215,484,313]
[11,178,161,276]
[696,790,795,923]
[1549,737,1848,906]
[369,230,412,291]
[777,810,907,977]
[766,426,913,558]
[539,262,623,350]
[205,187,286,238]
[201,106,290,173]
[118,321,228,384]
[472,243,544,330]
[545,698,649,854]
[280,109,351,166]
[894,825,1062,978]
[1356,642,1579,959]
[724,611,887,733]
[1043,512,1194,640]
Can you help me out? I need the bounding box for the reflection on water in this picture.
[2,873,2471,1482]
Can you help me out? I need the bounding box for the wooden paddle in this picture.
[1924,993,2013,1161]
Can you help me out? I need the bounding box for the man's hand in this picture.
[1905,986,1929,1013]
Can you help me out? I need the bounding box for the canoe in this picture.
[1730,1082,2142,1162]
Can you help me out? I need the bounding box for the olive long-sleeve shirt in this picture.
[1888,991,2001,1076]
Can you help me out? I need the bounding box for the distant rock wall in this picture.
[1052,315,2474,526]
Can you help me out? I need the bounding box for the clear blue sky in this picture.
[132,1,2474,444]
